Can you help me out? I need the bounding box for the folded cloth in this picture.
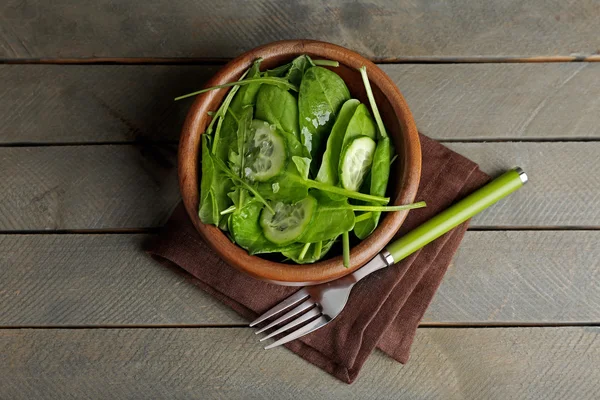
[147,134,490,383]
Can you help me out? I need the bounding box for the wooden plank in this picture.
[0,234,243,326]
[1,232,598,326]
[447,142,600,228]
[388,63,600,141]
[1,327,598,398]
[2,63,600,143]
[0,65,218,143]
[0,142,597,229]
[1,0,599,59]
[424,231,600,323]
[0,145,180,230]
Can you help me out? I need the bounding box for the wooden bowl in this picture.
[179,40,421,286]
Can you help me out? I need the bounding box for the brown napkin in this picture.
[148,134,489,383]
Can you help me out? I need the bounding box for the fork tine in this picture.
[264,315,330,349]
[249,289,310,327]
[255,300,315,334]
[259,307,321,342]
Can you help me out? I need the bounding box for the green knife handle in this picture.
[385,167,528,263]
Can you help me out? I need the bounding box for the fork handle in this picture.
[385,167,527,264]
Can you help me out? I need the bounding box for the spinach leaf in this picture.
[210,146,275,214]
[199,134,236,228]
[210,58,264,221]
[199,135,220,225]
[341,103,377,150]
[298,66,351,168]
[280,127,308,157]
[285,55,315,87]
[255,85,299,138]
[316,99,360,186]
[298,192,355,243]
[292,156,311,180]
[265,55,315,85]
[265,63,291,77]
[258,164,390,205]
[257,163,309,203]
[217,58,263,162]
[354,137,392,239]
[229,58,263,116]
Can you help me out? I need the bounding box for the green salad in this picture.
[177,55,425,266]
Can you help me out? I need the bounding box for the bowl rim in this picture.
[178,39,421,286]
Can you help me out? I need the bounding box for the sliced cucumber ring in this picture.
[339,136,376,191]
[244,120,287,182]
[260,196,317,245]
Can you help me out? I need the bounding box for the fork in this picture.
[250,167,528,349]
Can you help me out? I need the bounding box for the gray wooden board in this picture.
[0,65,218,143]
[1,0,600,59]
[0,145,180,230]
[0,142,597,229]
[1,231,599,326]
[1,327,599,399]
[1,63,600,143]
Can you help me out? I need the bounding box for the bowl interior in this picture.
[179,40,421,285]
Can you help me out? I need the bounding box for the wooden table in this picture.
[1,1,599,398]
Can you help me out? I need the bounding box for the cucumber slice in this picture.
[339,136,376,191]
[244,120,287,182]
[260,196,317,245]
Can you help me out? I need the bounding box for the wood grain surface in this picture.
[1,231,598,326]
[0,145,179,230]
[0,143,597,229]
[1,0,599,60]
[2,63,599,143]
[1,327,599,399]
[0,65,218,143]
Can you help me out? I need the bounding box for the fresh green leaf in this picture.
[292,156,311,180]
[316,99,360,185]
[298,193,355,243]
[255,85,299,138]
[210,150,275,214]
[341,103,377,150]
[228,59,264,120]
[199,135,226,225]
[354,132,393,239]
[214,58,263,165]
[298,66,351,168]
[285,55,316,87]
[257,164,309,203]
[258,165,389,205]
[265,63,292,77]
